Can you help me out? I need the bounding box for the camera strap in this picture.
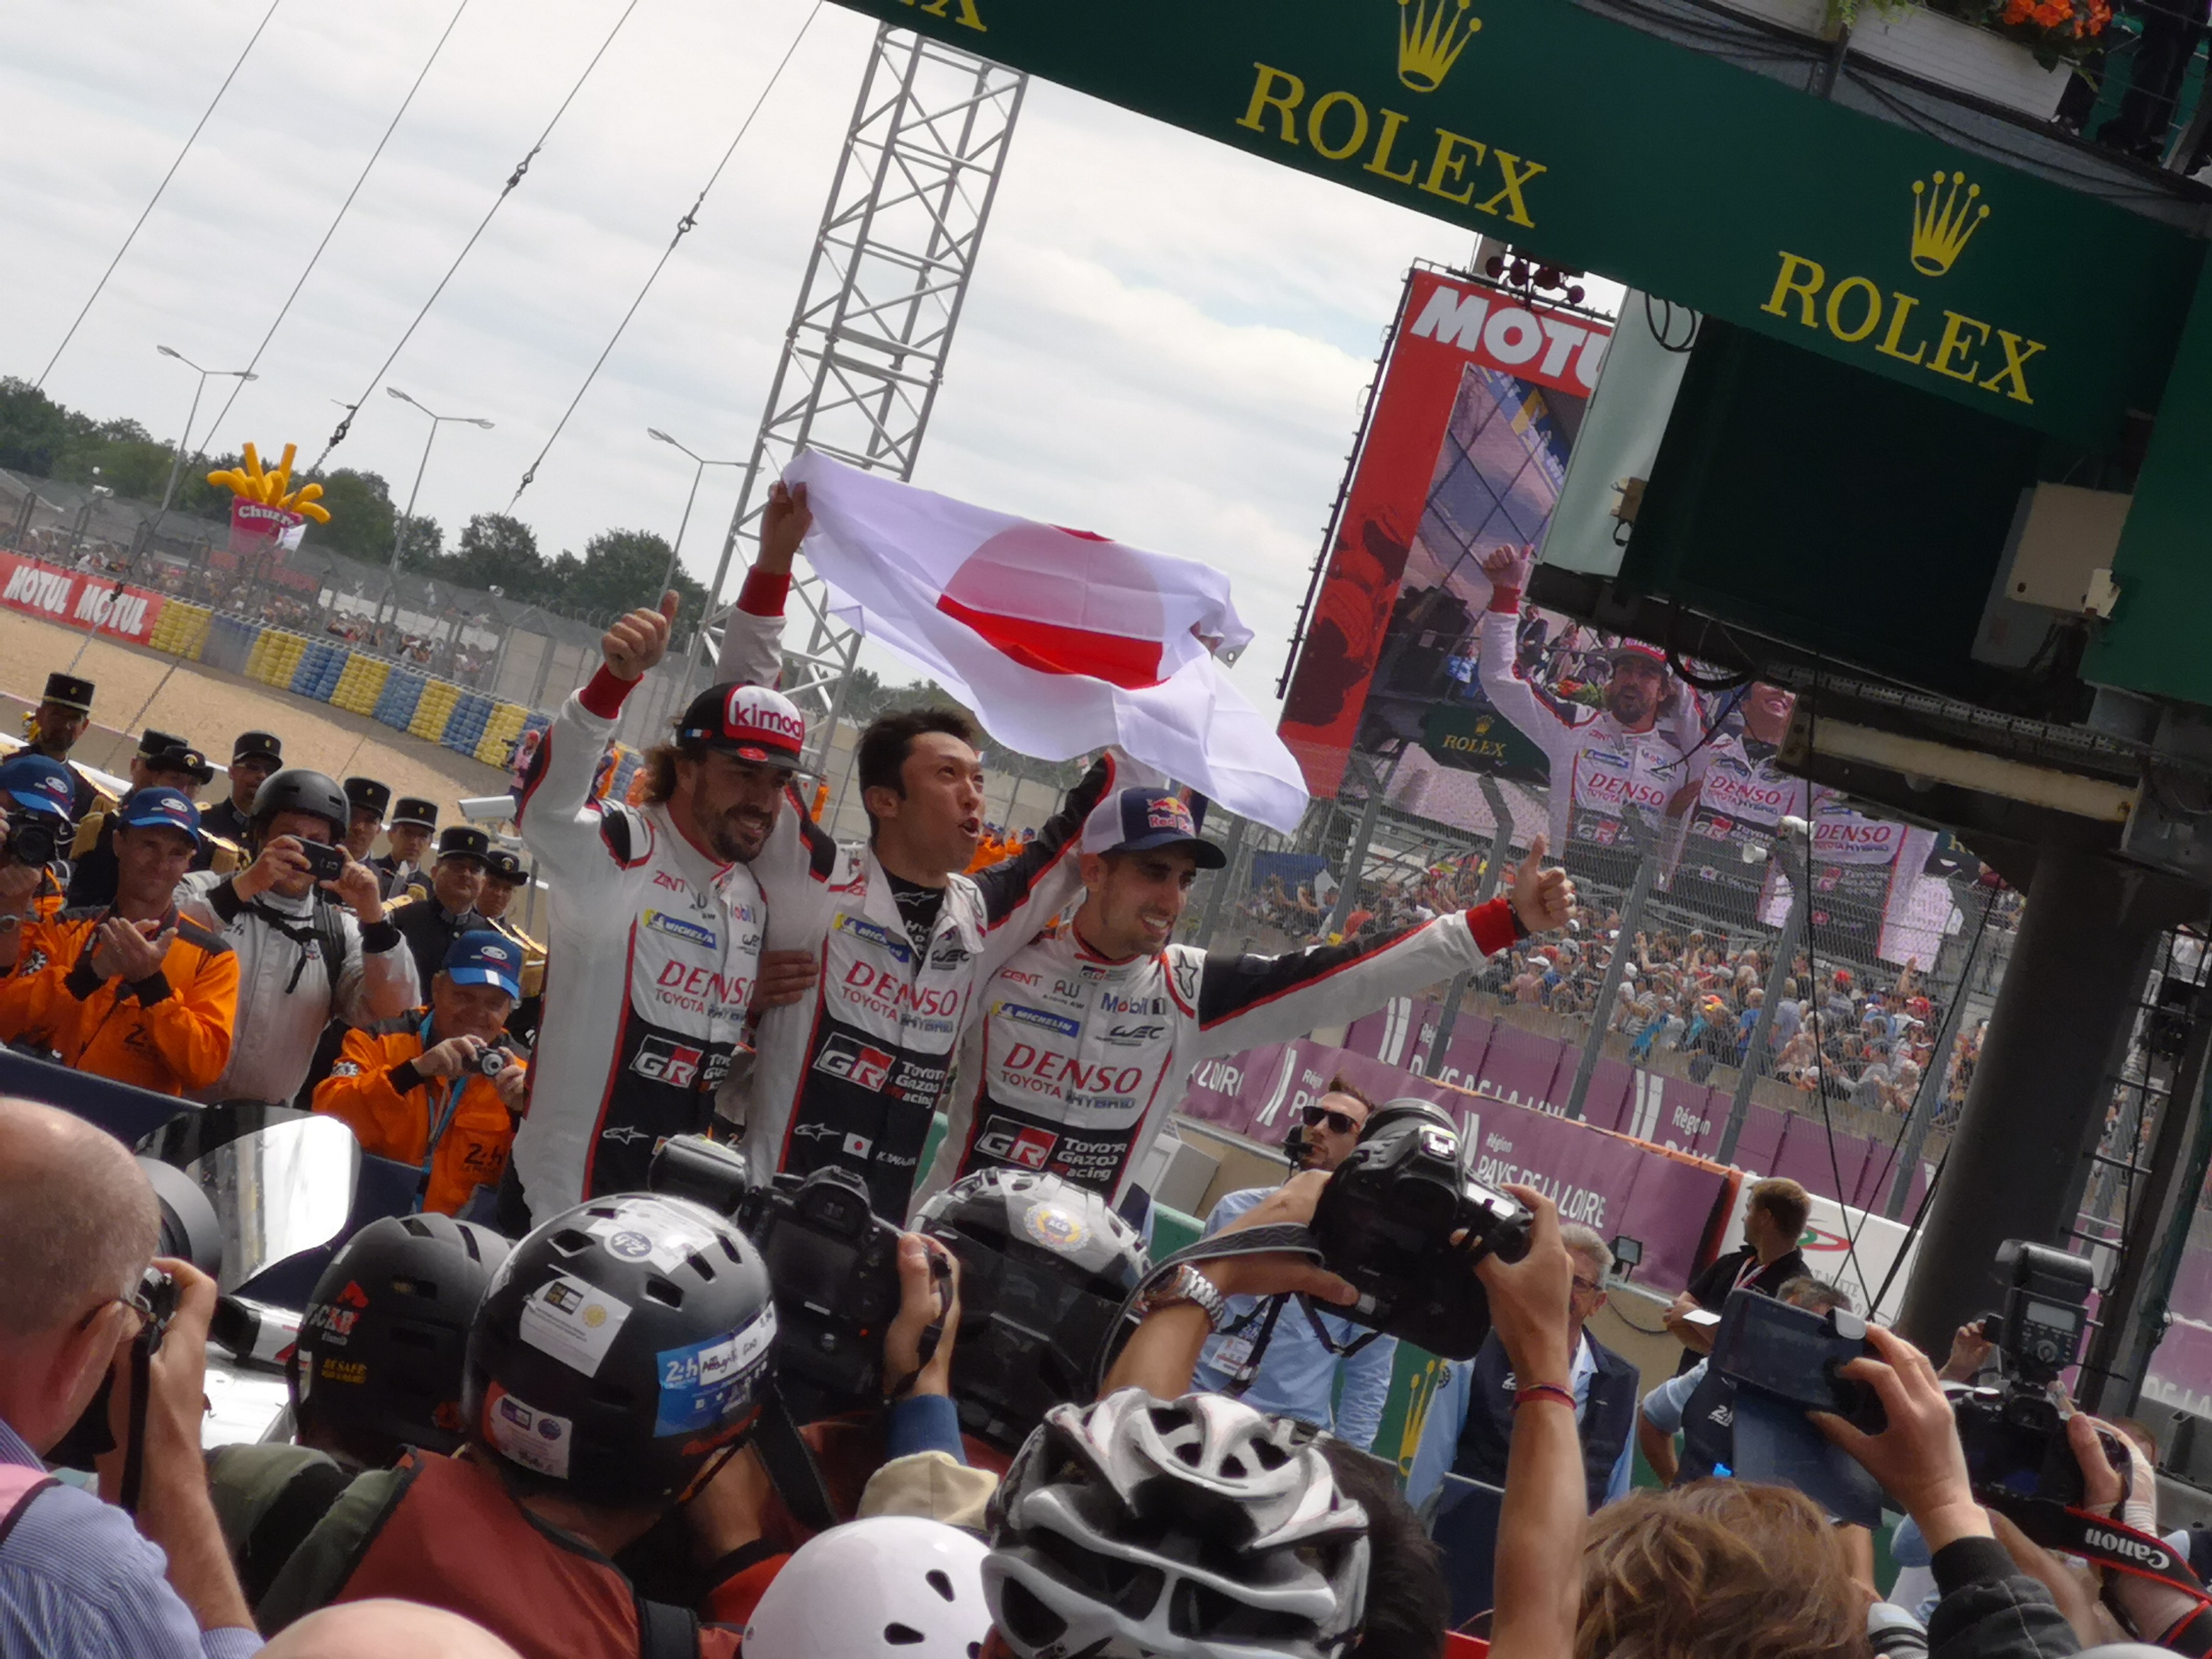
[1094,1224,1329,1397]
[118,1330,153,1515]
[1984,1491,2212,1623]
[749,1379,840,1536]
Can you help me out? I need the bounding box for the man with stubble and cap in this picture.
[369,798,437,901]
[20,671,101,822]
[67,733,227,909]
[201,731,283,846]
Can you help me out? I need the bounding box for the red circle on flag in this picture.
[936,525,1168,690]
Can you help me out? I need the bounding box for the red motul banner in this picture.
[1277,268,1612,798]
[0,551,167,644]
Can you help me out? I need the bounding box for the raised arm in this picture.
[712,479,803,686]
[1474,545,1578,772]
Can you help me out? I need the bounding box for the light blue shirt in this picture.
[1190,1187,1398,1451]
[0,1416,260,1659]
[1638,1358,1706,1436]
[1406,1331,1635,1511]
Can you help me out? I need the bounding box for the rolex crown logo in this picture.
[1398,0,1481,92]
[1909,170,1989,277]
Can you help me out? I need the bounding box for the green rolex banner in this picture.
[840,0,2202,447]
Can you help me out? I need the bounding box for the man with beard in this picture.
[1475,545,1704,883]
[21,672,101,822]
[506,568,802,1221]
[1672,681,1808,899]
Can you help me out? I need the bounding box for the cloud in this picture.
[0,0,1590,714]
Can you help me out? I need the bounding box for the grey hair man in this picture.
[1406,1221,1640,1510]
[0,1097,257,1657]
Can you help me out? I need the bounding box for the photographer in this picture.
[311,931,529,1218]
[260,1192,973,1655]
[0,753,79,974]
[0,789,239,1097]
[179,768,419,1107]
[913,794,1572,1215]
[0,1096,259,1657]
[1404,1221,1637,1510]
[386,825,493,994]
[66,732,227,910]
[1187,1079,1399,1451]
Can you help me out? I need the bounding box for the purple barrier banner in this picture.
[1181,1037,1735,1292]
[2143,1315,2212,1418]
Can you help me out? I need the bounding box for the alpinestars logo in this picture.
[632,1036,704,1088]
[815,1033,894,1091]
[974,1116,1057,1170]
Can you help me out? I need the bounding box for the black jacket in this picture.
[1926,1536,2078,1659]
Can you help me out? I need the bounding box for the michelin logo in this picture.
[995,1002,1082,1038]
[643,910,719,950]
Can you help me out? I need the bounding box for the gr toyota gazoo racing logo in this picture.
[632,1036,703,1088]
[814,1033,894,1091]
[974,1116,1059,1170]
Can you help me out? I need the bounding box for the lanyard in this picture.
[411,1013,464,1212]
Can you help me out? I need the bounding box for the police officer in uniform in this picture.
[66,733,237,908]
[387,825,491,996]
[20,672,101,822]
[370,797,438,899]
[341,777,392,865]
[203,730,284,845]
[476,847,545,1047]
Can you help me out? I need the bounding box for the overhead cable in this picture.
[195,0,477,454]
[508,1,825,508]
[309,0,649,475]
[36,0,285,389]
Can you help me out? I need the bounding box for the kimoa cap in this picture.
[675,682,807,770]
[441,930,522,1000]
[1079,788,1226,869]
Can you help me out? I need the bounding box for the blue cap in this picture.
[117,786,202,845]
[0,754,76,823]
[442,930,522,1000]
[1078,787,1227,868]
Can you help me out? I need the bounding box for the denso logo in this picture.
[1002,1042,1142,1097]
[843,960,959,1017]
[643,909,718,950]
[1579,769,1669,808]
[657,959,742,1002]
[632,1037,703,1088]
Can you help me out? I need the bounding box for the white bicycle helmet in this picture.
[982,1389,1370,1659]
[742,1515,992,1658]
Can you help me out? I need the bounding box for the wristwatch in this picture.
[1141,1263,1233,1333]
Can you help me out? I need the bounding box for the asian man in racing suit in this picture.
[726,482,1130,1221]
[910,787,1575,1213]
[508,548,808,1224]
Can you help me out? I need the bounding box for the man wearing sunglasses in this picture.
[1185,1077,1396,1449]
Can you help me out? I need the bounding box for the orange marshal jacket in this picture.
[312,1016,519,1215]
[0,904,238,1094]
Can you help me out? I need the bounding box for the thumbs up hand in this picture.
[602,590,679,681]
[1510,834,1574,935]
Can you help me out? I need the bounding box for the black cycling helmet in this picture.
[290,1213,511,1464]
[914,1171,1148,1452]
[463,1193,777,1508]
[249,767,349,843]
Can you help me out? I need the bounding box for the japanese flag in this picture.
[785,450,1309,833]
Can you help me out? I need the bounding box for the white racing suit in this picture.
[508,595,786,1219]
[734,754,1128,1220]
[1669,729,1808,905]
[910,899,1523,1214]
[1476,606,1704,878]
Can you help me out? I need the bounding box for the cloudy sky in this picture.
[1,0,1598,707]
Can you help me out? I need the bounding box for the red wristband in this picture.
[1487,586,1523,615]
[1513,1382,1576,1410]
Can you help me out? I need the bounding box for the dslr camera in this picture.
[1309,1099,1532,1359]
[740,1167,905,1409]
[1952,1239,2122,1508]
[2,814,60,870]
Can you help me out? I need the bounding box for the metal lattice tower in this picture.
[692,24,1027,775]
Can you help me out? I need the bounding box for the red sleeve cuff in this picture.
[737,569,791,617]
[1468,897,1518,956]
[1487,587,1523,615]
[578,665,634,719]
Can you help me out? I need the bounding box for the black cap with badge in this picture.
[232,731,283,766]
[390,798,439,831]
[435,825,491,865]
[41,673,94,715]
[345,777,392,820]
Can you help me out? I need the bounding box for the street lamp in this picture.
[385,386,494,576]
[646,427,743,605]
[154,345,255,515]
